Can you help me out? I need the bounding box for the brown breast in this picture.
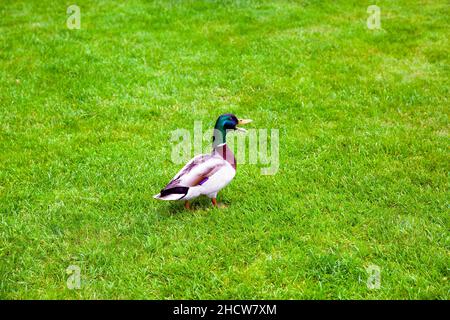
[213,144,236,170]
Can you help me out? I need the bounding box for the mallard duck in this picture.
[154,114,252,209]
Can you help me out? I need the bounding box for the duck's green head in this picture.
[213,113,252,147]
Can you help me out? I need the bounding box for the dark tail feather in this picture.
[154,186,189,200]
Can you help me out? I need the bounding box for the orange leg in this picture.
[184,201,191,210]
[211,198,217,207]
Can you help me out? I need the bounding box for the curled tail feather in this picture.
[153,186,189,201]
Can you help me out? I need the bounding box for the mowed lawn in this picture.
[0,0,448,299]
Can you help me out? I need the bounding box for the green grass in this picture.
[0,0,449,299]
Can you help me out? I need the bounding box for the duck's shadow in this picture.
[163,197,231,216]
